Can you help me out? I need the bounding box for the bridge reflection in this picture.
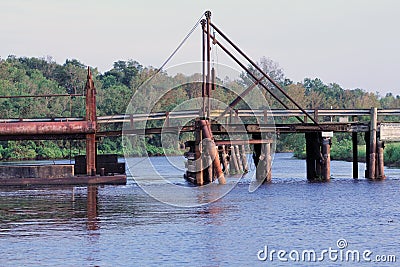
[86,185,99,231]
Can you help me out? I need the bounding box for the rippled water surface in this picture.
[1,153,400,266]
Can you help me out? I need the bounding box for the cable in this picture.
[104,13,205,128]
[135,12,205,91]
[214,30,220,80]
[158,13,204,72]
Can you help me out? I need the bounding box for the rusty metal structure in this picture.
[0,67,126,186]
[183,11,325,184]
[85,67,97,176]
[1,11,399,186]
[179,11,396,183]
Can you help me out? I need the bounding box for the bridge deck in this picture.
[0,109,398,140]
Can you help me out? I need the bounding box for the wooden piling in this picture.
[265,142,272,182]
[377,141,386,179]
[230,145,240,174]
[205,154,213,183]
[369,107,378,179]
[220,145,229,175]
[235,145,244,172]
[322,137,331,181]
[255,144,266,182]
[352,132,358,179]
[240,144,248,173]
[365,132,370,178]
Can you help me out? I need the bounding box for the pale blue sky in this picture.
[1,0,400,95]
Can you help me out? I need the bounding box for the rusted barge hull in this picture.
[0,174,127,186]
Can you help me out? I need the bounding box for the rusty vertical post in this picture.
[200,120,225,184]
[369,107,377,179]
[352,132,358,179]
[377,140,386,179]
[205,10,212,119]
[85,67,96,176]
[322,137,331,181]
[201,19,206,118]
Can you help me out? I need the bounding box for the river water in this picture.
[1,153,400,266]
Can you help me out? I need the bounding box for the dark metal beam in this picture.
[210,22,321,128]
[206,30,305,123]
[206,11,212,119]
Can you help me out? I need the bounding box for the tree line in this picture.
[0,55,399,164]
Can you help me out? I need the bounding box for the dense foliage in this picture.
[0,55,399,166]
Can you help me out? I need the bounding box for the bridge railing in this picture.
[2,109,399,124]
[96,109,400,124]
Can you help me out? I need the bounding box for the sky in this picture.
[1,0,400,95]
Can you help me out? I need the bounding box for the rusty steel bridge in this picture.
[1,11,400,186]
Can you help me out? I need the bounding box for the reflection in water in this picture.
[0,186,101,237]
[1,154,400,266]
[86,186,99,231]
